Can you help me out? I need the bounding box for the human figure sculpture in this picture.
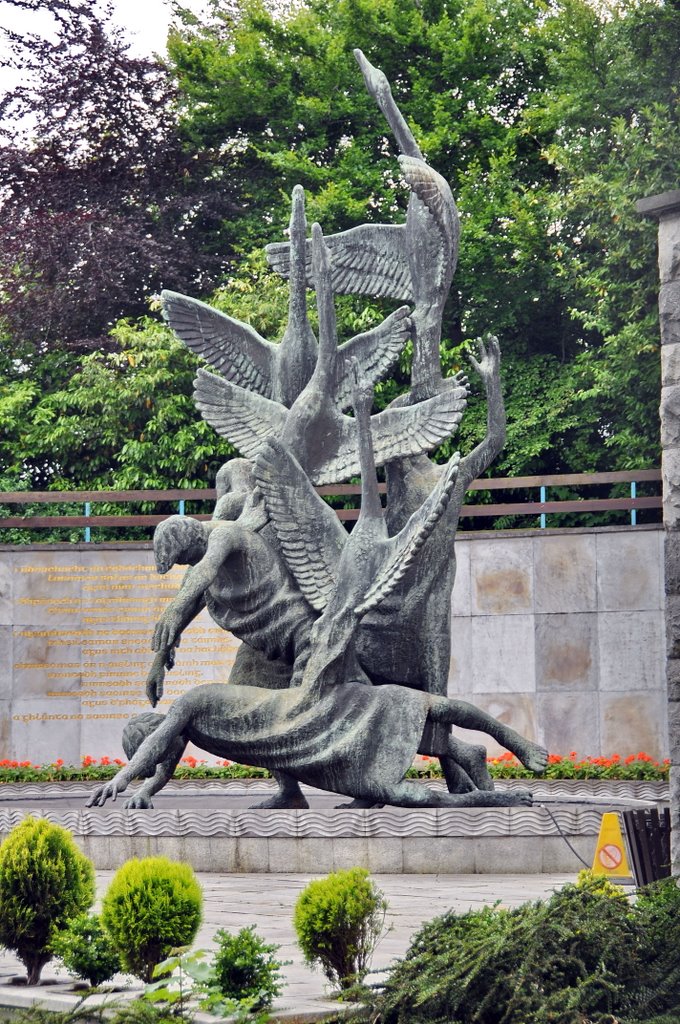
[89,369,547,811]
[124,51,534,811]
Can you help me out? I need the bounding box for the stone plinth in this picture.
[637,187,680,875]
[0,779,667,873]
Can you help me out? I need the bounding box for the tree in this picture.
[165,0,677,477]
[0,0,231,365]
[2,0,677,497]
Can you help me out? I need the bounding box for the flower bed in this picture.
[0,751,670,784]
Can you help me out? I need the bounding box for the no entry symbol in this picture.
[597,843,623,870]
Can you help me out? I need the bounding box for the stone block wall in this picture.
[0,524,667,764]
[446,525,666,758]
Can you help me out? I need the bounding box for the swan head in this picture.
[289,184,308,251]
[354,49,391,106]
[311,222,332,282]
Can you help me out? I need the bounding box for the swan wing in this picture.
[162,290,276,398]
[398,155,460,286]
[369,385,468,466]
[193,367,287,459]
[335,305,412,411]
[266,223,412,301]
[306,385,466,485]
[356,452,461,615]
[253,438,346,611]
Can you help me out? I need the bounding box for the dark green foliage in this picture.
[621,878,680,1024]
[165,0,678,479]
[51,912,121,987]
[209,926,284,1009]
[100,857,202,983]
[293,867,387,990]
[2,0,678,500]
[0,817,95,985]
[364,874,680,1024]
[0,997,189,1024]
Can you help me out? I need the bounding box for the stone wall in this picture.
[446,524,666,759]
[0,524,667,764]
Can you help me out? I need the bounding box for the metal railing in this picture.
[0,469,662,538]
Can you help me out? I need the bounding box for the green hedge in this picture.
[0,752,669,784]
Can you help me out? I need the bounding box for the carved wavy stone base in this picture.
[0,780,666,873]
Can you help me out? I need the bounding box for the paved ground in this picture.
[0,872,577,1021]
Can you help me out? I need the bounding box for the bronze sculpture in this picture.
[92,50,547,810]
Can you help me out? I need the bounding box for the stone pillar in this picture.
[637,189,680,876]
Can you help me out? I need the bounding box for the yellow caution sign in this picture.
[591,812,632,880]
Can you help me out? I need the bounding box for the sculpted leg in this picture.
[365,780,532,809]
[443,738,494,792]
[251,770,309,809]
[428,696,548,775]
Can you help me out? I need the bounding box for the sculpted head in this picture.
[154,515,207,573]
[215,459,255,501]
[214,458,267,530]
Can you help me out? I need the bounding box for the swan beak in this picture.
[353,48,389,100]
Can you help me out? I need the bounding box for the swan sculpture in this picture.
[265,49,460,400]
[162,185,412,410]
[192,224,468,485]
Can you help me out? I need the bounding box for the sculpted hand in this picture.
[86,774,128,807]
[152,608,182,652]
[145,660,165,708]
[125,791,154,809]
[467,335,501,388]
[449,369,471,396]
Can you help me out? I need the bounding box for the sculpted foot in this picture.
[459,745,494,791]
[499,787,532,807]
[125,793,154,810]
[439,788,532,808]
[251,792,310,809]
[336,798,381,809]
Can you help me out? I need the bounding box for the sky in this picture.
[0,0,210,66]
[0,0,213,97]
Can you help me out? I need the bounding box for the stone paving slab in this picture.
[0,872,576,1020]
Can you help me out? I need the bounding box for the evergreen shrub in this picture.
[374,874,680,1024]
[51,912,121,987]
[100,857,202,982]
[0,817,95,984]
[293,867,387,990]
[210,925,283,1009]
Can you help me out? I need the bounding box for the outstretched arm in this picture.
[458,336,505,489]
[146,526,236,707]
[87,709,189,807]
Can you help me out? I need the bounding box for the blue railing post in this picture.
[178,499,185,516]
[631,480,637,526]
[540,486,546,529]
[84,502,91,543]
